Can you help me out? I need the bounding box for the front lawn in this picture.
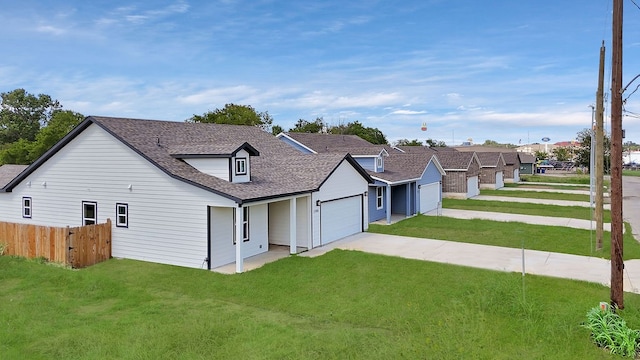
[2,253,639,359]
[443,198,612,223]
[520,174,592,184]
[368,215,640,260]
[480,189,591,202]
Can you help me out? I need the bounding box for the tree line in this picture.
[2,88,609,170]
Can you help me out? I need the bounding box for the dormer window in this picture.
[235,158,247,175]
[376,157,383,169]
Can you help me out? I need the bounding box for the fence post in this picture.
[65,226,72,267]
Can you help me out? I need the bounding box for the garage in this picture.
[466,176,479,198]
[320,195,363,245]
[419,182,440,213]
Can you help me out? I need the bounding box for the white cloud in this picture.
[36,25,66,35]
[390,110,426,115]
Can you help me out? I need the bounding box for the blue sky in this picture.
[2,0,640,145]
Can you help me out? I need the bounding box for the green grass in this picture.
[443,198,612,223]
[368,215,640,260]
[521,174,592,184]
[480,189,591,202]
[623,170,640,177]
[2,253,639,359]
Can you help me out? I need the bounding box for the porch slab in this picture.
[212,245,305,274]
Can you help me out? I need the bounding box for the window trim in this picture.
[82,201,97,225]
[376,187,384,210]
[22,197,32,218]
[235,158,247,175]
[116,203,128,228]
[376,156,383,169]
[233,207,250,244]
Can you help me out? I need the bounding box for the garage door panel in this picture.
[320,196,362,245]
[467,176,479,198]
[419,182,440,213]
[496,171,504,189]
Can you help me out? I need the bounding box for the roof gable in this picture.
[3,116,371,203]
[283,132,376,153]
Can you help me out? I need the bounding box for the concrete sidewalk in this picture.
[425,208,612,231]
[299,232,640,294]
[472,195,611,209]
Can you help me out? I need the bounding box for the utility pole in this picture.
[610,0,624,309]
[595,42,605,250]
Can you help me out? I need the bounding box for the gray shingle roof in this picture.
[372,153,438,183]
[284,132,376,153]
[0,164,28,189]
[518,152,536,164]
[435,151,478,171]
[4,116,372,203]
[475,152,505,168]
[501,152,520,165]
[167,143,259,158]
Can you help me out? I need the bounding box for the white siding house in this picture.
[0,116,373,272]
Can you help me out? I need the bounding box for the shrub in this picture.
[0,242,7,256]
[583,305,640,357]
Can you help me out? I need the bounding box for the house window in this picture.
[116,203,128,228]
[233,207,250,244]
[235,158,247,175]
[376,157,383,169]
[82,201,97,225]
[376,187,384,209]
[22,197,32,218]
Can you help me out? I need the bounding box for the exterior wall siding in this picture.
[368,186,386,222]
[442,171,467,193]
[184,158,229,180]
[0,124,236,269]
[311,161,369,247]
[231,149,250,183]
[354,157,375,172]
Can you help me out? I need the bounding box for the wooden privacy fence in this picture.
[0,219,112,268]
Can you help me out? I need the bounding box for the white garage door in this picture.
[496,171,504,189]
[419,182,440,213]
[320,195,362,245]
[466,176,479,198]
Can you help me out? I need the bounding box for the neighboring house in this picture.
[278,134,445,223]
[434,151,481,199]
[518,152,537,175]
[0,116,373,272]
[476,152,506,189]
[501,152,521,183]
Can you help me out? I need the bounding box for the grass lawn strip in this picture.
[2,253,640,359]
[443,198,612,223]
[368,215,640,260]
[481,189,591,202]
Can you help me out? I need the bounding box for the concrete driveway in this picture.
[299,232,640,294]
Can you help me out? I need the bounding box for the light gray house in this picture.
[278,133,445,224]
[0,116,373,272]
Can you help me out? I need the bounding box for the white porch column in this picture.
[235,205,244,273]
[406,183,411,215]
[386,184,392,224]
[289,197,297,254]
